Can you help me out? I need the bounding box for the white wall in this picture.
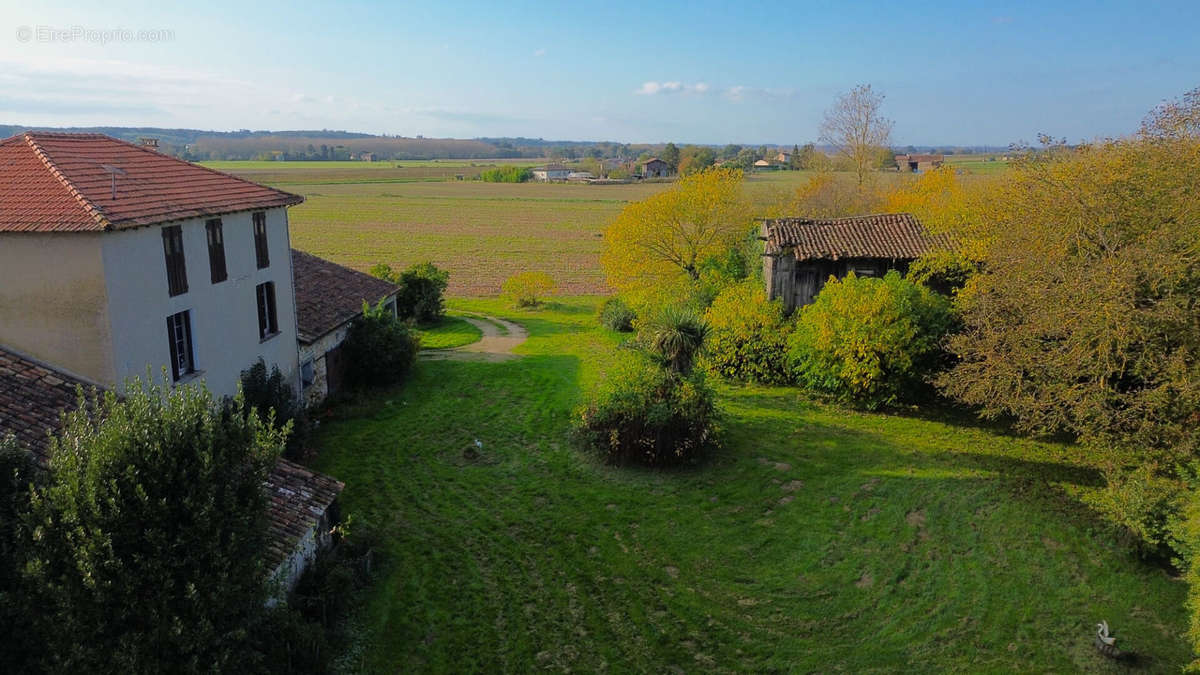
[100,208,300,397]
[0,232,115,384]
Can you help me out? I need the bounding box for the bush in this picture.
[597,297,635,332]
[26,378,284,672]
[575,356,718,466]
[369,261,450,324]
[479,166,532,183]
[0,435,38,670]
[241,359,307,459]
[341,300,420,388]
[787,271,954,408]
[502,271,556,307]
[702,281,793,384]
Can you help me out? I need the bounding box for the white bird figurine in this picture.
[1094,620,1124,660]
[475,439,483,449]
[1096,621,1115,647]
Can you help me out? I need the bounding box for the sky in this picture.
[0,0,1197,146]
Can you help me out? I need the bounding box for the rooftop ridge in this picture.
[22,132,113,230]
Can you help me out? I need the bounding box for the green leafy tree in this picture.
[370,261,450,324]
[25,378,286,673]
[661,142,680,171]
[788,271,954,408]
[342,300,420,388]
[0,435,38,669]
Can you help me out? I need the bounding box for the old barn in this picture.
[761,213,947,312]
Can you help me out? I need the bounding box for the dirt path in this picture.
[420,315,529,362]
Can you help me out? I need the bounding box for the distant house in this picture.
[567,171,596,181]
[753,159,774,169]
[291,249,399,406]
[640,158,672,178]
[894,153,945,172]
[531,164,571,181]
[760,213,948,312]
[775,151,792,164]
[359,152,374,162]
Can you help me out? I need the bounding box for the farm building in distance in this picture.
[761,213,947,312]
[895,153,945,172]
[531,163,571,181]
[640,158,672,178]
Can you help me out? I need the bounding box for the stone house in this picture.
[640,157,672,178]
[531,163,571,181]
[761,213,947,312]
[0,131,349,592]
[291,249,399,406]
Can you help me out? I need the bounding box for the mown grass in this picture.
[311,297,1189,673]
[416,315,483,350]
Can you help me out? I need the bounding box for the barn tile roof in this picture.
[291,249,400,343]
[0,132,302,232]
[0,344,342,573]
[761,213,948,261]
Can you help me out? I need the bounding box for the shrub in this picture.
[574,356,718,466]
[26,378,284,672]
[597,297,635,332]
[641,305,710,375]
[241,359,307,459]
[341,300,420,388]
[369,261,450,324]
[502,271,556,307]
[702,281,793,384]
[0,435,38,670]
[479,166,532,183]
[787,271,954,408]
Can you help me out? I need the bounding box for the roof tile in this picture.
[292,249,399,343]
[762,213,948,261]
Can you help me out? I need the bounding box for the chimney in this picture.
[138,137,159,150]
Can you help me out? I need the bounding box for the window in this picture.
[300,359,315,388]
[853,266,878,278]
[256,281,278,340]
[253,212,269,269]
[166,310,194,381]
[205,219,227,283]
[161,225,188,296]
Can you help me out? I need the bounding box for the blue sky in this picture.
[0,0,1196,145]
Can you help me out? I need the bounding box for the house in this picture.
[531,163,571,181]
[358,152,374,162]
[0,132,347,593]
[753,159,775,169]
[0,132,303,398]
[0,345,343,594]
[761,213,948,312]
[894,153,945,172]
[291,249,399,406]
[775,151,792,164]
[567,171,596,181]
[640,157,672,178]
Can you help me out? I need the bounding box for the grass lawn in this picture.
[310,297,1189,672]
[416,315,484,350]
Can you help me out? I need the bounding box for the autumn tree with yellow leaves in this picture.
[601,167,752,306]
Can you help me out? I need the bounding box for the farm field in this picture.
[212,162,889,296]
[944,152,1012,174]
[312,297,1190,672]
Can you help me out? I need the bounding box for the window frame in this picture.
[166,310,195,382]
[205,219,227,284]
[256,281,279,340]
[253,212,270,269]
[161,225,188,297]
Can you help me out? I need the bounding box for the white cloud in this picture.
[635,80,710,95]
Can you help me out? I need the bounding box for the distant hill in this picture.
[0,124,1008,161]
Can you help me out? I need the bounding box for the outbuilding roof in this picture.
[0,344,343,574]
[0,132,303,232]
[291,249,400,343]
[761,213,948,261]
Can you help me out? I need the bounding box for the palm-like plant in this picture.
[646,305,710,375]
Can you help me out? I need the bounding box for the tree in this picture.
[26,379,286,672]
[0,435,38,669]
[678,146,716,175]
[370,261,450,323]
[661,142,680,171]
[342,300,420,387]
[601,168,750,305]
[788,144,802,170]
[643,305,710,375]
[819,84,894,186]
[502,271,556,307]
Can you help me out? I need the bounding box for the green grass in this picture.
[311,297,1190,673]
[416,315,484,350]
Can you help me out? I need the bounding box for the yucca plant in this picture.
[644,305,710,375]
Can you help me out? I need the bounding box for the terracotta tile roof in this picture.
[0,132,302,232]
[761,213,949,261]
[0,344,342,573]
[291,249,399,343]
